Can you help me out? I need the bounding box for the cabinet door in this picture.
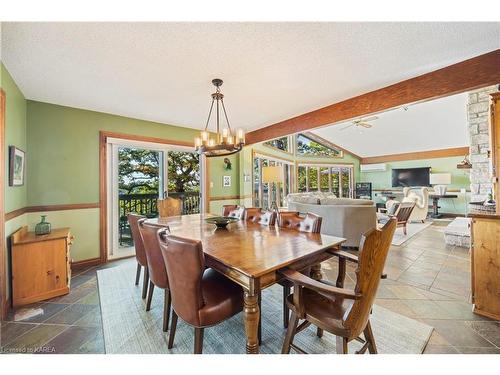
[472,219,500,318]
[12,238,68,304]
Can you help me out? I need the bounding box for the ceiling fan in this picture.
[339,116,378,131]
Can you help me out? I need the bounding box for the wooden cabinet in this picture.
[11,226,73,306]
[470,216,500,320]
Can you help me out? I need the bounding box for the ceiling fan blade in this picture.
[361,116,378,122]
[359,122,373,128]
[339,124,354,131]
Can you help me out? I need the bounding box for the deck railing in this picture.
[118,192,201,246]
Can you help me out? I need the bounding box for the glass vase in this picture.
[35,215,51,235]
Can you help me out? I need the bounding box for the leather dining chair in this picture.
[222,204,245,219]
[277,211,323,328]
[127,213,149,299]
[244,207,277,226]
[139,221,171,332]
[280,218,397,354]
[157,230,244,354]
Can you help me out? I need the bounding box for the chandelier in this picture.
[195,79,245,157]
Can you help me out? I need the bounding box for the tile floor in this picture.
[1,221,499,354]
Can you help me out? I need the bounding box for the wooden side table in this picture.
[11,226,73,306]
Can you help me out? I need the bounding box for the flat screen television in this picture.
[391,167,431,188]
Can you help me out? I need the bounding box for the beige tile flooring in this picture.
[1,220,499,354]
[322,220,500,354]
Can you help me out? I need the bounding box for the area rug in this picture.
[390,221,433,246]
[97,261,433,354]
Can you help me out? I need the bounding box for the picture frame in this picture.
[9,146,25,186]
[223,175,231,187]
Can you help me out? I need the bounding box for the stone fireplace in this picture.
[468,84,499,204]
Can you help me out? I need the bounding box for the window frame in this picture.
[295,162,355,198]
[295,133,344,159]
[261,135,294,155]
[252,151,295,208]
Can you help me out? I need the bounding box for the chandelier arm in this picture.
[220,99,233,135]
[204,97,215,131]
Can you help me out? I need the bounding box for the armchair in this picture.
[280,218,397,354]
[402,187,429,222]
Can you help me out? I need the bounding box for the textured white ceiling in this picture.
[1,22,499,132]
[312,92,469,157]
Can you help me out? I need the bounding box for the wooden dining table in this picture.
[145,213,345,354]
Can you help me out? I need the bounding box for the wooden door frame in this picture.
[1,89,7,319]
[99,131,206,263]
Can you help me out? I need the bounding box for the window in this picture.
[253,154,293,208]
[296,133,342,158]
[296,164,354,197]
[263,136,291,153]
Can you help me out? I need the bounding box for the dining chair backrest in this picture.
[394,201,415,224]
[222,205,245,219]
[139,221,169,289]
[244,208,277,226]
[127,213,147,266]
[158,230,205,327]
[157,197,182,217]
[344,218,396,339]
[222,204,238,217]
[278,211,322,233]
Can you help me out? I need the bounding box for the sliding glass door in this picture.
[253,154,293,208]
[107,138,202,259]
[297,164,354,198]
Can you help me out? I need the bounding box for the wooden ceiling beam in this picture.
[360,146,470,164]
[246,49,500,145]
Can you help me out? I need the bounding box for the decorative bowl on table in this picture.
[205,216,240,229]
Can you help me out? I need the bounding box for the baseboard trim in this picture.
[2,297,10,320]
[71,257,102,270]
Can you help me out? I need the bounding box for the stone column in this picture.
[468,85,499,203]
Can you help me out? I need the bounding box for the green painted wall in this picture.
[25,101,240,259]
[1,62,29,301]
[1,63,28,213]
[360,156,470,215]
[208,153,240,214]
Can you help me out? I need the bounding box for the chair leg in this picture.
[281,311,299,354]
[135,263,141,285]
[168,311,178,349]
[363,320,378,354]
[146,281,155,311]
[283,285,290,328]
[317,327,324,338]
[403,224,407,235]
[258,291,262,344]
[336,336,348,354]
[142,267,149,299]
[194,327,204,354]
[336,258,346,288]
[163,289,171,332]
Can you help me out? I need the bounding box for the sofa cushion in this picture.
[319,197,374,206]
[289,195,320,204]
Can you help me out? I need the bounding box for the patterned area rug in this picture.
[97,261,433,354]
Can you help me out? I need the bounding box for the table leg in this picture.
[244,289,260,354]
[310,263,323,281]
[432,197,440,218]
